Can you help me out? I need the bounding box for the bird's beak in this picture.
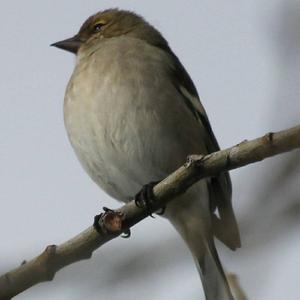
[51,35,82,54]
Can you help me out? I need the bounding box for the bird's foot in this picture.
[93,207,115,233]
[93,207,131,238]
[93,213,103,233]
[134,181,166,217]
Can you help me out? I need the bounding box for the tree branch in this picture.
[1,124,300,299]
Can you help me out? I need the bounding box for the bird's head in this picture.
[51,9,168,54]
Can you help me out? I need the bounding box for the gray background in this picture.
[1,1,300,299]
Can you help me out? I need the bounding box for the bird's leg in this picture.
[134,181,166,217]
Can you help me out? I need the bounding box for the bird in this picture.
[52,8,241,300]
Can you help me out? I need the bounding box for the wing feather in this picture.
[166,50,241,249]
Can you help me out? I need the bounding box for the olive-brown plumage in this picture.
[53,9,240,300]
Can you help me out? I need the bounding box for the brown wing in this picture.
[167,50,241,250]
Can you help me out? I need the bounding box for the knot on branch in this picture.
[43,245,57,281]
[264,132,274,143]
[185,154,206,168]
[21,260,27,266]
[103,211,123,233]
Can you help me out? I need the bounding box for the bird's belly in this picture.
[65,92,190,202]
[64,98,146,201]
[64,45,205,202]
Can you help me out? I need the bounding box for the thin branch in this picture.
[1,124,300,300]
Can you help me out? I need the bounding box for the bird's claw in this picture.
[121,228,131,238]
[134,181,165,216]
[103,206,115,213]
[93,207,117,232]
[93,213,103,233]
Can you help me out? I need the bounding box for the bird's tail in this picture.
[192,238,234,300]
[166,182,235,299]
[170,214,234,300]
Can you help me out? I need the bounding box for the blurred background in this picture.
[1,1,300,299]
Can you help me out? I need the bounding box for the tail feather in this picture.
[166,182,236,300]
[172,216,234,299]
[194,240,234,300]
[174,217,234,300]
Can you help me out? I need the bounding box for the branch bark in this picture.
[1,124,300,299]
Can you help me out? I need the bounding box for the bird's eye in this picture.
[93,23,105,32]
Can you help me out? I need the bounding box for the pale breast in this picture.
[64,37,206,202]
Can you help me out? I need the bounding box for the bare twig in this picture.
[0,124,300,299]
